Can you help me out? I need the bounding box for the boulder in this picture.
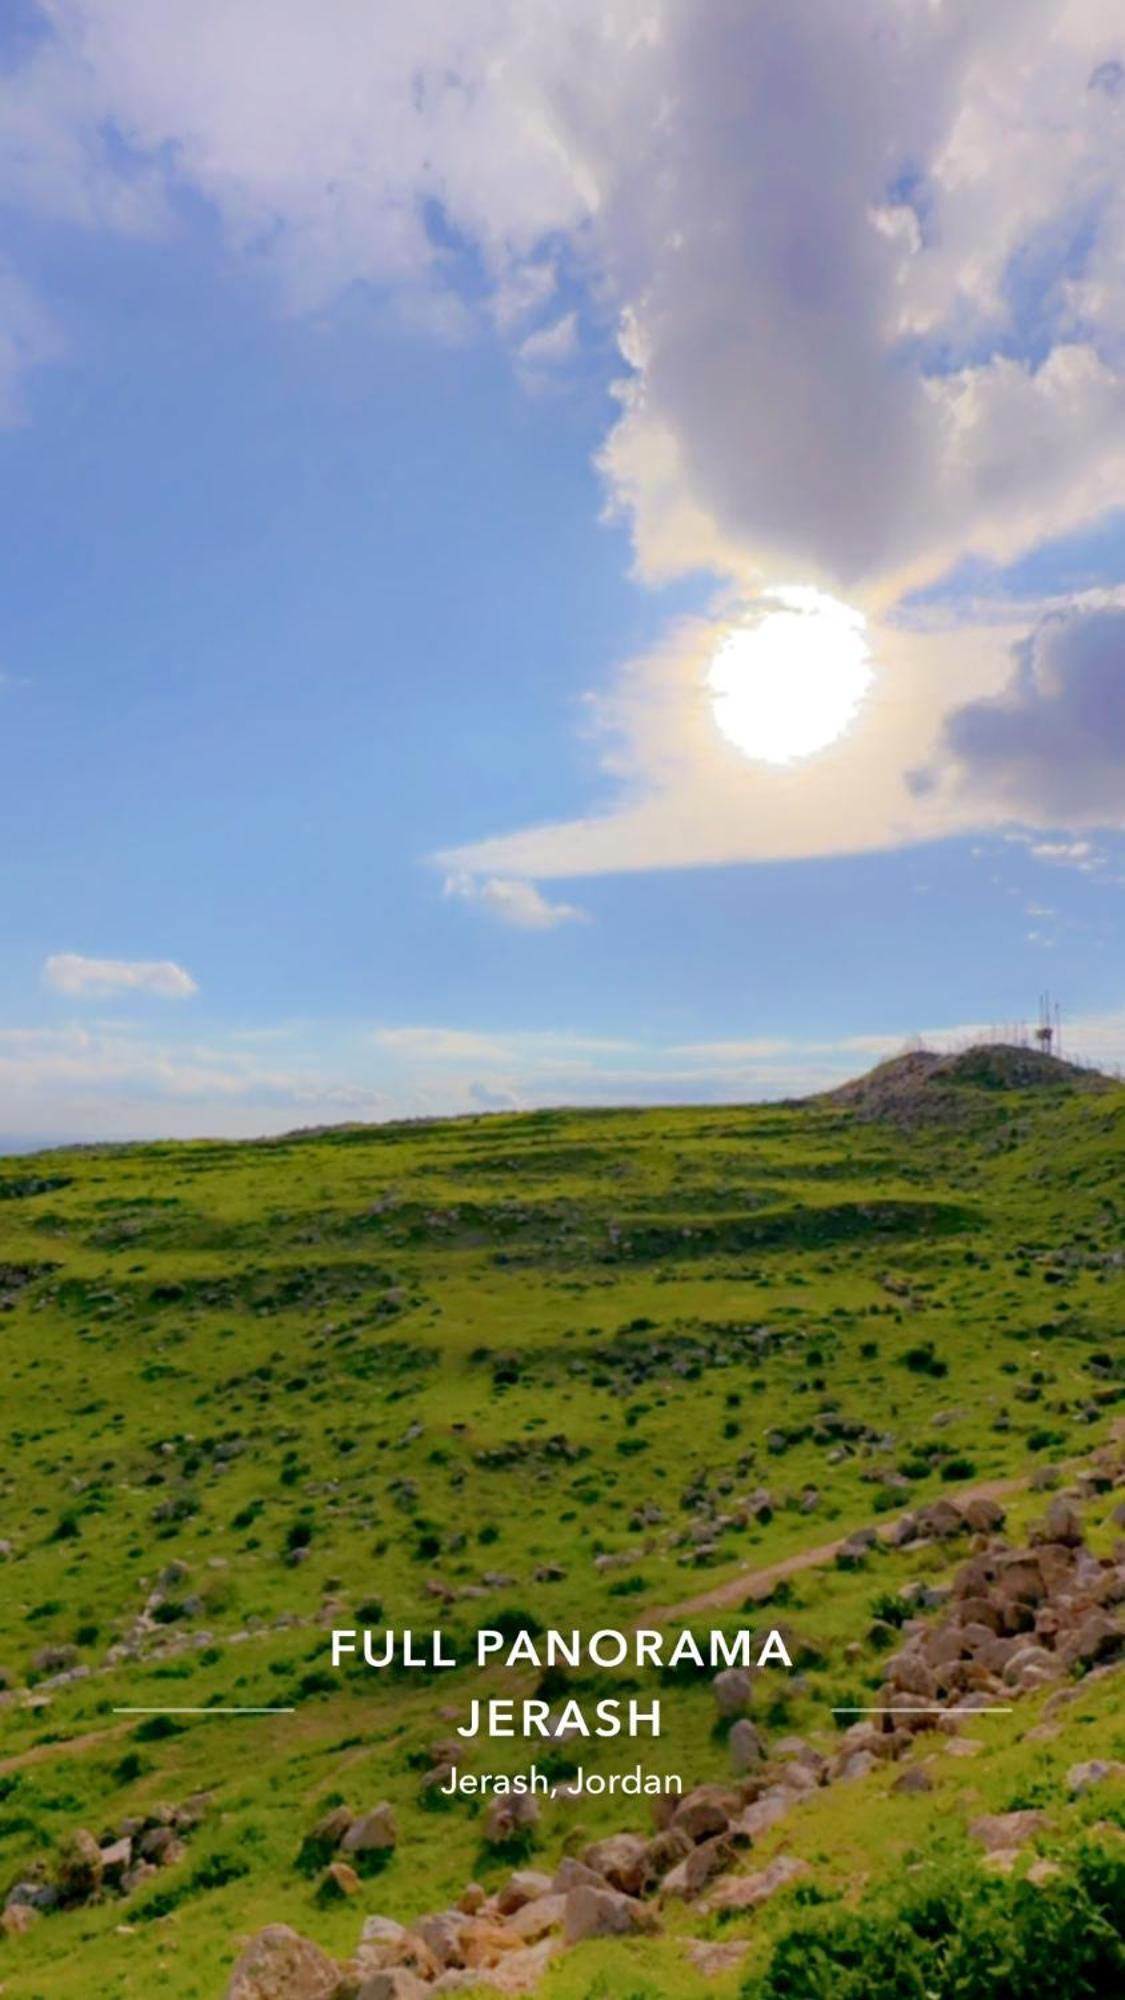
[341,1804,397,1855]
[357,1975,430,2000]
[562,1884,658,1943]
[482,1793,539,1844]
[970,1810,1048,1853]
[551,1857,603,1894]
[963,1497,1006,1534]
[311,1805,354,1850]
[581,1835,650,1897]
[1067,1759,1125,1795]
[729,1718,765,1773]
[711,1666,753,1717]
[671,1784,735,1843]
[506,1894,566,1943]
[224,1924,347,2000]
[892,1766,934,1794]
[1059,1611,1122,1670]
[659,1834,732,1901]
[1042,1497,1084,1548]
[99,1836,133,1883]
[700,1855,810,1913]
[411,1911,466,1970]
[495,1870,554,1915]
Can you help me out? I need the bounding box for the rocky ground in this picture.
[216,1448,1124,1999]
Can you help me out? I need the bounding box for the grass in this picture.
[0,1080,1122,1994]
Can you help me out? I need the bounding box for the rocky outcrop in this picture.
[880,1491,1122,1720]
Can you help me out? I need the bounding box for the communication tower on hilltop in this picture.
[1035,992,1062,1060]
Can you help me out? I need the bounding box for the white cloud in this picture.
[5,2,1125,596]
[6,2,1125,878]
[43,953,199,998]
[443,871,587,927]
[438,605,1027,879]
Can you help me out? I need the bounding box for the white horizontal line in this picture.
[112,1706,295,1716]
[832,1706,1012,1715]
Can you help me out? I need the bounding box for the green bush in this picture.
[742,1845,1125,2000]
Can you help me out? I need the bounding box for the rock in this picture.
[1059,1612,1122,1670]
[712,1666,754,1717]
[1027,1859,1063,1886]
[643,1825,693,1881]
[324,1861,360,1898]
[729,1717,765,1773]
[223,1924,346,1999]
[139,1824,187,1866]
[837,1750,877,1782]
[482,1793,539,1844]
[411,1911,466,1970]
[506,1893,566,1943]
[357,1975,430,2000]
[99,1835,133,1882]
[311,1805,354,1850]
[970,1810,1048,1853]
[731,1790,792,1838]
[963,1497,1006,1534]
[562,1884,658,1942]
[552,1857,603,1894]
[1067,1759,1125,1795]
[55,1827,104,1905]
[701,1855,811,1912]
[916,1499,965,1541]
[671,1783,735,1843]
[659,1834,733,1901]
[121,1862,158,1895]
[1042,1497,1084,1547]
[892,1766,934,1794]
[172,1791,212,1831]
[457,1884,486,1915]
[982,1847,1022,1874]
[1,1903,39,1936]
[581,1835,651,1897]
[885,1650,937,1701]
[495,1870,554,1914]
[341,1804,398,1855]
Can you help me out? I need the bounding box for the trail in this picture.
[650,1471,1036,1625]
[0,1720,132,1777]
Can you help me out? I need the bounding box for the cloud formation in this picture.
[443,871,587,928]
[6,2,1125,596]
[940,603,1125,819]
[44,953,199,998]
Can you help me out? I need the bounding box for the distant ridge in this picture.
[817,1041,1116,1122]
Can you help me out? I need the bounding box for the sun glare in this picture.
[707,586,873,765]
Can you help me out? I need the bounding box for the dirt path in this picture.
[651,1471,1036,1625]
[0,1719,132,1778]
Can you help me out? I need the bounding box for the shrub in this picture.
[741,1845,1125,2000]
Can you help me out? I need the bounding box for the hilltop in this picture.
[0,1085,1121,1995]
[818,1040,1114,1123]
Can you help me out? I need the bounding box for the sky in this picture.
[3,0,1125,1141]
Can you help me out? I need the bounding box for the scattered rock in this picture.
[970,1810,1048,1853]
[701,1855,811,1913]
[562,1884,658,1943]
[223,1923,346,2000]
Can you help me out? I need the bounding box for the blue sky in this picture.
[3,1,1125,1139]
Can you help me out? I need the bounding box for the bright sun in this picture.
[707,585,873,765]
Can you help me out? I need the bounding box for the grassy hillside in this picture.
[0,1063,1122,1995]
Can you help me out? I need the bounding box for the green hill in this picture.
[0,1071,1122,1996]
